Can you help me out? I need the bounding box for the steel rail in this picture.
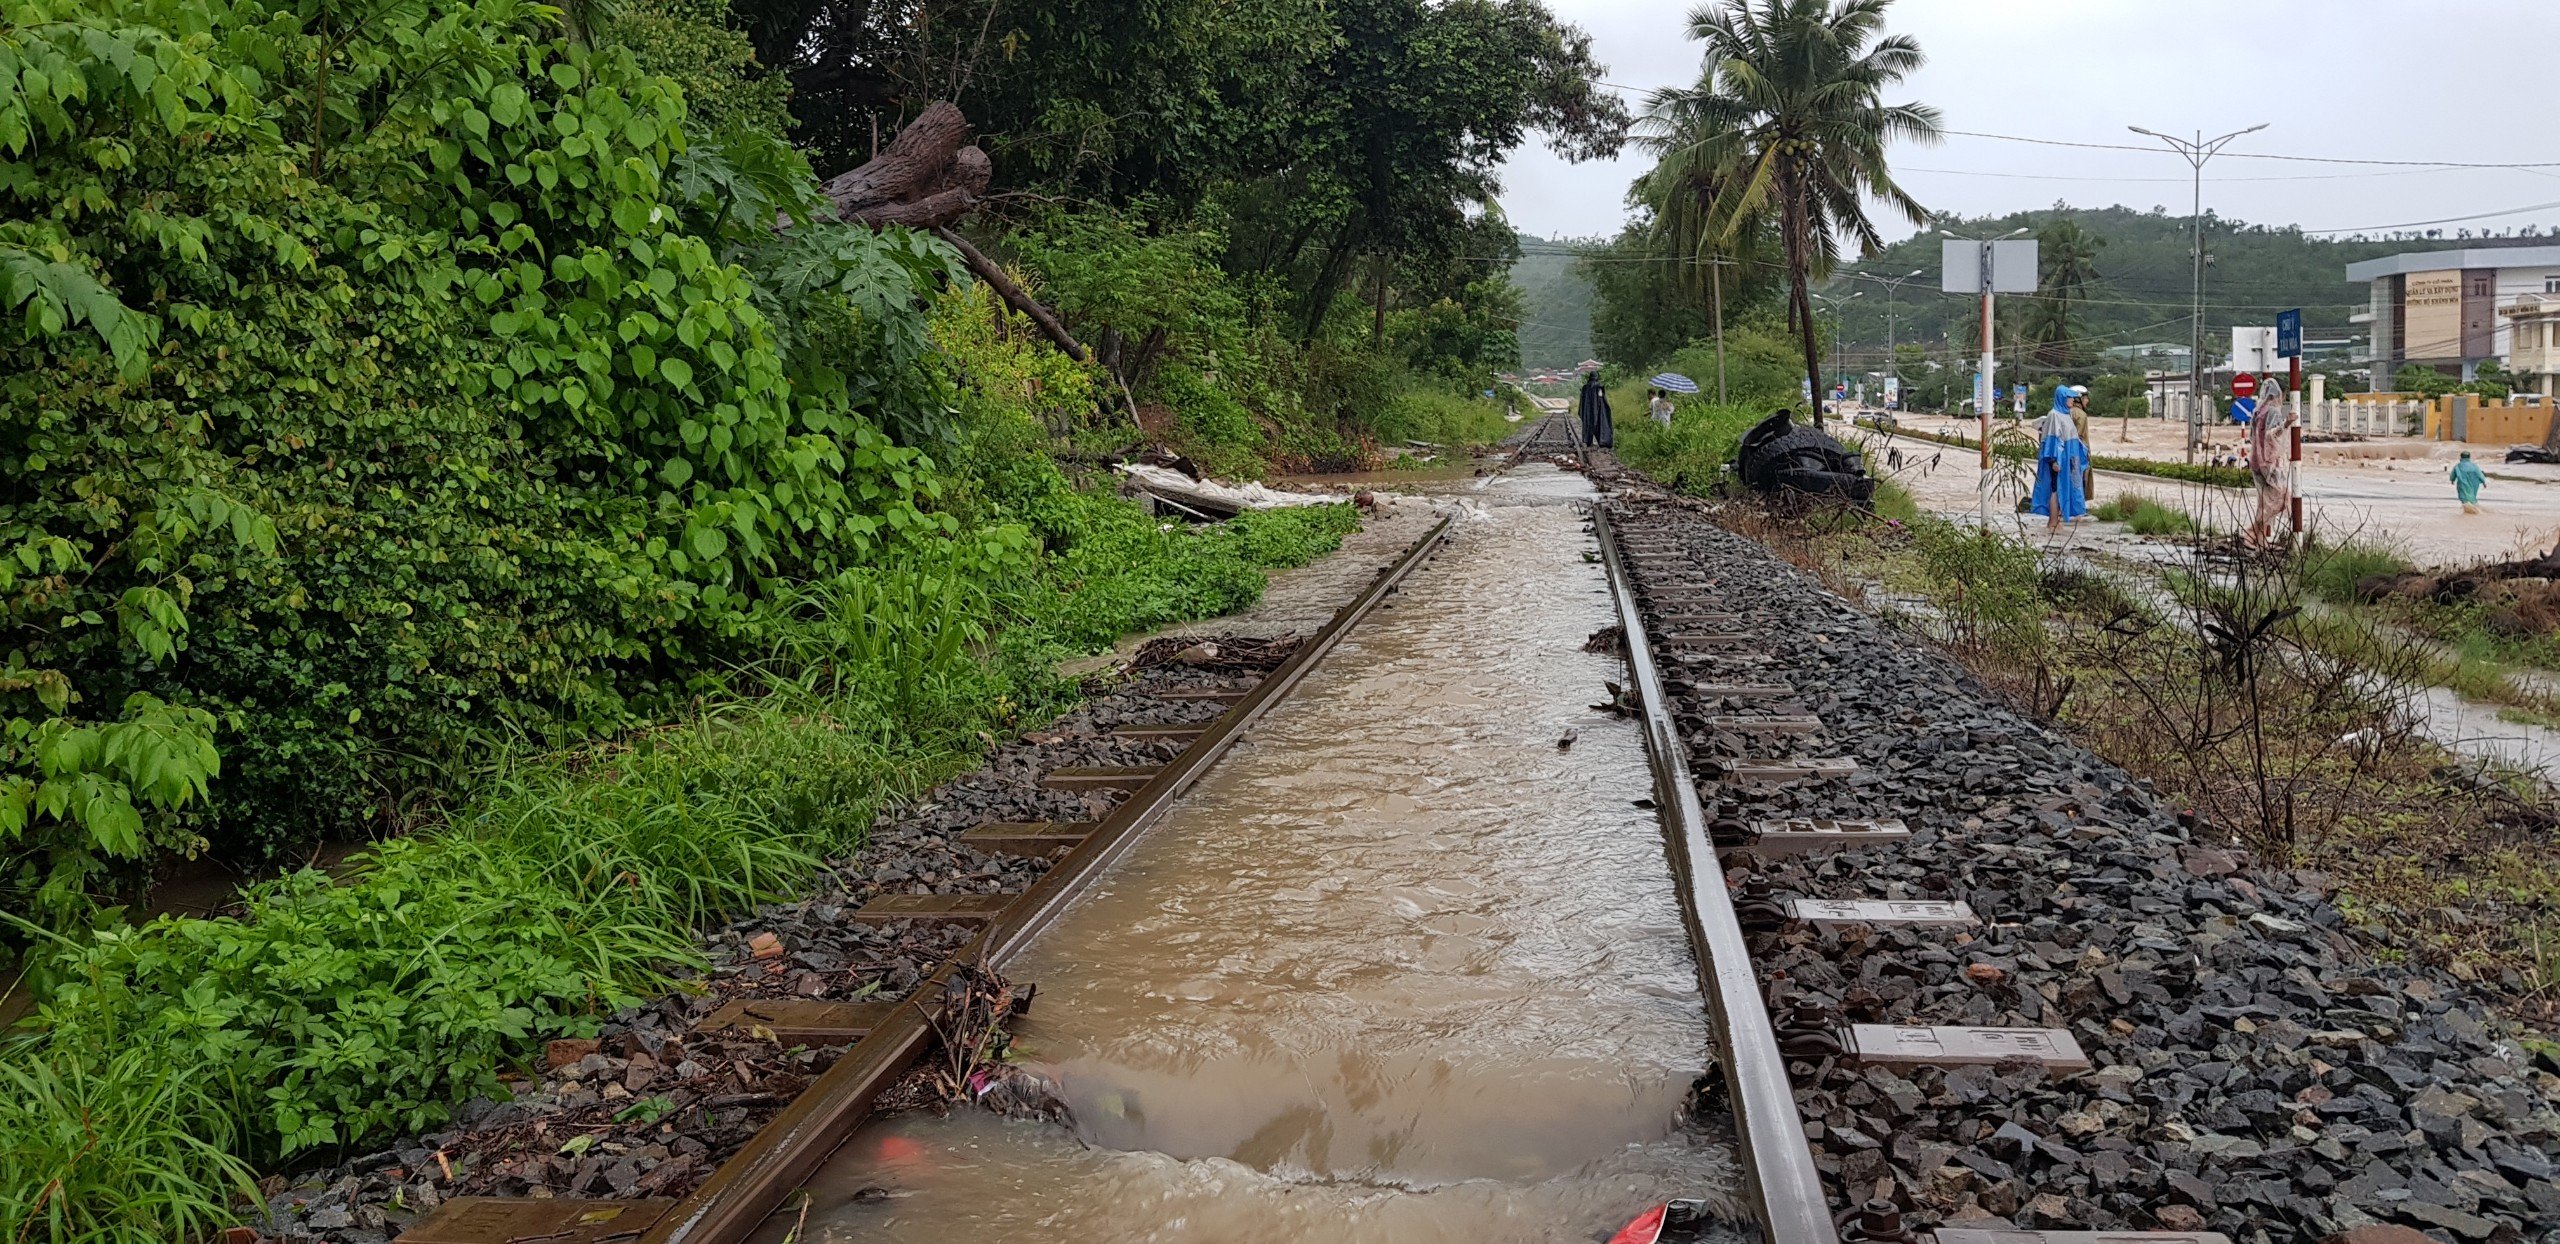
[1592,506,1838,1244]
[640,512,1455,1244]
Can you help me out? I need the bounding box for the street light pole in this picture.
[1857,268,1926,408]
[2131,122,2267,464]
[1814,290,1862,411]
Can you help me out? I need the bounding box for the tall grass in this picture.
[1369,383,1516,451]
[2090,495,2200,537]
[1612,401,1774,495]
[2301,541,2414,604]
[0,1046,259,1244]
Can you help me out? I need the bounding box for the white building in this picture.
[2346,245,2560,382]
[2502,298,2560,398]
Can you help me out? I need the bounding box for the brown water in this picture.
[784,469,1742,1242]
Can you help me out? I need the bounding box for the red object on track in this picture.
[1609,1204,1668,1244]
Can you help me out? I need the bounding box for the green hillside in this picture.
[1819,205,2481,366]
[1510,233,1599,368]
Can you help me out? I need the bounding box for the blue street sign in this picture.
[2276,309,2302,360]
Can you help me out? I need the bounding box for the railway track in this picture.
[1597,487,2560,1244]
[1505,408,1584,461]
[360,517,1454,1244]
[269,460,2560,1244]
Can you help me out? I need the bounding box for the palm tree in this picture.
[1645,0,1940,423]
[2026,218,2105,367]
[1629,90,1781,401]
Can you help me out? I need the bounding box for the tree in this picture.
[1643,0,1940,422]
[1625,85,1786,386]
[2024,217,2104,367]
[1262,0,1630,340]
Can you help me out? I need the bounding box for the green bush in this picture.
[0,0,974,916]
[2302,541,2414,604]
[1371,383,1514,451]
[1907,516,2048,654]
[1614,401,1775,495]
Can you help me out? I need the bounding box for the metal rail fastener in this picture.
[1592,506,1839,1244]
[637,512,1455,1244]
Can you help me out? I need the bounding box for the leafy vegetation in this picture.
[1630,0,1940,416]
[1,0,1619,1227]
[0,283,1359,1243]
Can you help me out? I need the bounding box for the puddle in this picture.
[781,466,1741,1242]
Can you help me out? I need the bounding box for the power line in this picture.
[1894,164,2502,185]
[1942,128,2560,170]
[2298,198,2560,235]
[1590,79,2560,171]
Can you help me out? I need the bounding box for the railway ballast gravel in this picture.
[1607,490,2560,1244]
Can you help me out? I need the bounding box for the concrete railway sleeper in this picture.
[1597,490,2560,1244]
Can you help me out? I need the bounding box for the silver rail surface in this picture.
[1592,505,1839,1244]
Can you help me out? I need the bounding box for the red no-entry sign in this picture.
[2231,373,2258,399]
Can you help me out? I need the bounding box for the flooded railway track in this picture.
[376,517,1453,1244]
[333,460,2560,1244]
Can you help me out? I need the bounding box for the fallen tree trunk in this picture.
[933,227,1086,363]
[819,102,985,225]
[807,104,1092,374]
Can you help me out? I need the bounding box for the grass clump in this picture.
[1613,400,1775,496]
[2090,495,2199,537]
[2302,541,2414,604]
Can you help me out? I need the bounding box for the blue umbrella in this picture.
[1648,373,1700,394]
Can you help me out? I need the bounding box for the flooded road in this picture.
[782,467,1740,1242]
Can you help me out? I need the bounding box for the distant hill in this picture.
[1821,204,2460,367]
[1509,234,1597,369]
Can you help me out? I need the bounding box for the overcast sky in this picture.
[1499,0,2560,245]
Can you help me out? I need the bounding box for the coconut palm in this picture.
[1629,90,1782,401]
[1645,0,1940,423]
[2026,218,2107,367]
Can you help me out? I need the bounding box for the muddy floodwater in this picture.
[782,467,1742,1242]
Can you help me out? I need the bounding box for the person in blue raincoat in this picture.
[2452,450,2486,514]
[2031,387,2089,529]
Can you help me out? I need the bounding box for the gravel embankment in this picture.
[1607,490,2560,1244]
[252,657,1267,1243]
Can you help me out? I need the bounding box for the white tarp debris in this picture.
[1116,463,1338,517]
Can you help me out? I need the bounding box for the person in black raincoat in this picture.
[1577,371,1614,448]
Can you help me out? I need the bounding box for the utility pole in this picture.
[1939,228,2029,525]
[1701,254,1735,404]
[2131,123,2267,464]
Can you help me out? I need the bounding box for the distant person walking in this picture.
[2031,390,2089,529]
[1648,388,1674,427]
[1578,371,1615,449]
[2452,450,2486,514]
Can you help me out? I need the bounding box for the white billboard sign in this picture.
[1940,239,2038,295]
[2231,326,2279,373]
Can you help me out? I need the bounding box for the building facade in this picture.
[2347,245,2560,382]
[2502,298,2560,398]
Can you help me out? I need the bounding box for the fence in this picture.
[2155,391,2427,439]
[2144,390,2555,444]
